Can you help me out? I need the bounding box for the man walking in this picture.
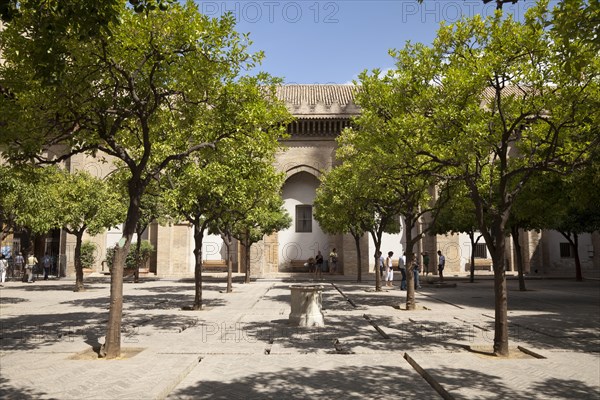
[26,253,38,283]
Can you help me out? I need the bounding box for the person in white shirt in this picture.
[437,250,445,283]
[399,252,407,290]
[385,251,394,287]
[0,254,7,285]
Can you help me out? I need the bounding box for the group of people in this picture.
[377,249,446,289]
[306,248,339,278]
[0,252,54,286]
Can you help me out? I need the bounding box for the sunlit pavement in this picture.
[1,274,598,399]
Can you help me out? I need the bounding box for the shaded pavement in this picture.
[1,274,599,399]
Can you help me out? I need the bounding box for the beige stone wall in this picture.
[435,234,462,274]
[249,232,279,277]
[276,138,337,177]
[341,233,370,279]
[154,223,194,277]
[522,230,541,274]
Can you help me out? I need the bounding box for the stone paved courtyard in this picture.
[1,275,599,399]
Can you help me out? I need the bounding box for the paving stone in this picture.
[1,276,598,399]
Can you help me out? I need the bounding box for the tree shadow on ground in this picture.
[168,361,600,399]
[169,363,436,399]
[505,312,600,354]
[0,296,29,304]
[0,308,224,352]
[132,283,224,294]
[427,365,600,399]
[10,283,108,292]
[525,377,600,399]
[57,290,228,311]
[0,311,106,351]
[330,279,600,355]
[0,375,48,400]
[234,283,479,354]
[122,294,228,311]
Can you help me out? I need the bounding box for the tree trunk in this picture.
[573,233,583,282]
[405,252,415,310]
[133,236,142,283]
[223,232,233,293]
[244,229,251,284]
[193,222,205,310]
[371,231,383,291]
[511,226,527,291]
[100,192,139,359]
[405,215,416,311]
[469,231,476,283]
[100,238,131,359]
[73,231,85,292]
[244,240,252,284]
[353,233,362,283]
[491,234,509,356]
[559,231,583,282]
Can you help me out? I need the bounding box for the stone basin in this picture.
[289,285,325,327]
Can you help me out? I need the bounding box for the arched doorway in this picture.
[279,171,329,271]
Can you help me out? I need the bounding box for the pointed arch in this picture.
[284,164,322,181]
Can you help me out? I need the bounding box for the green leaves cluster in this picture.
[1,0,292,356]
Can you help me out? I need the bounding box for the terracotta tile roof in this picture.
[481,85,533,101]
[276,84,357,106]
[276,84,360,117]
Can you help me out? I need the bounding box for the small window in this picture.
[295,205,312,233]
[560,243,573,258]
[474,243,487,258]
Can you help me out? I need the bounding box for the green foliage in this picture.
[48,169,127,237]
[0,164,60,236]
[430,180,483,236]
[106,240,154,270]
[80,241,97,269]
[314,162,371,238]
[385,0,600,259]
[1,0,292,357]
[163,75,292,245]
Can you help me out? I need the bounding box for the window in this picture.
[560,242,573,258]
[295,205,312,233]
[474,243,487,258]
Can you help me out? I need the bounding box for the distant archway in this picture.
[284,164,322,181]
[279,171,329,271]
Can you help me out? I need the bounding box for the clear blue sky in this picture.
[194,0,543,84]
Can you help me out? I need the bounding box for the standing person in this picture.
[15,252,25,277]
[437,250,445,283]
[42,252,52,280]
[0,254,7,286]
[328,248,338,275]
[315,251,324,279]
[413,253,421,289]
[26,253,38,283]
[385,251,394,287]
[399,252,407,290]
[422,252,430,276]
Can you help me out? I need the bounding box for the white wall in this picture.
[279,172,329,268]
[544,230,594,272]
[368,217,406,270]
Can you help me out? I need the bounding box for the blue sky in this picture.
[195,0,543,84]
